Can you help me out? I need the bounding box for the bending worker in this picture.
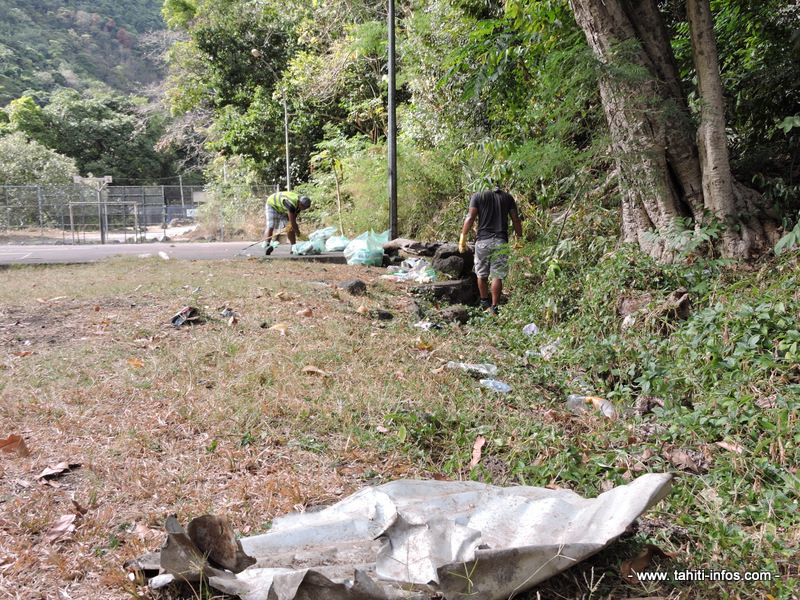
[459,186,523,315]
[263,191,311,255]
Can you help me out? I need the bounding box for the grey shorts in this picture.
[265,203,289,230]
[474,237,509,280]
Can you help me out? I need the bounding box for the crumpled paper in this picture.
[130,473,672,600]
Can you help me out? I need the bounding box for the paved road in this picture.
[0,241,347,265]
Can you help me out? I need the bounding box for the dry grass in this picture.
[0,256,501,599]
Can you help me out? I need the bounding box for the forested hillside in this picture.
[0,0,166,104]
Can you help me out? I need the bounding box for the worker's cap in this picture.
[299,195,311,208]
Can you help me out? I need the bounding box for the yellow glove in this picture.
[280,224,294,235]
[458,233,468,253]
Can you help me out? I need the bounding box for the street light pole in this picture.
[387,0,398,241]
[251,49,291,191]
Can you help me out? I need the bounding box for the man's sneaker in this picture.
[265,245,274,256]
[479,298,491,310]
[489,305,499,315]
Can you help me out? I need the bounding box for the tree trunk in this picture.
[569,0,778,261]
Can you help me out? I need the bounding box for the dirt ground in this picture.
[0,259,446,600]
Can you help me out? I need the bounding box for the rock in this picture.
[410,275,479,305]
[437,305,469,324]
[433,242,473,277]
[338,279,367,295]
[371,309,394,320]
[431,255,464,279]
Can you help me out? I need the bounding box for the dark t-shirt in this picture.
[469,189,517,241]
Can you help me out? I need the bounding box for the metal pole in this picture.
[97,180,106,244]
[37,186,43,242]
[387,0,398,241]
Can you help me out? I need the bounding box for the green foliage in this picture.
[0,131,78,185]
[0,0,165,104]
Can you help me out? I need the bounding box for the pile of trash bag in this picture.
[344,230,388,266]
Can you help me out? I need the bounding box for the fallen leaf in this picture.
[13,351,33,357]
[417,341,433,350]
[301,365,331,377]
[92,306,100,311]
[471,436,486,467]
[127,358,145,368]
[134,522,152,540]
[35,462,80,480]
[715,441,744,454]
[268,323,290,336]
[71,498,89,516]
[227,315,238,326]
[356,305,369,314]
[430,366,446,374]
[621,543,679,583]
[667,449,700,474]
[45,514,77,544]
[0,434,30,457]
[275,291,289,300]
[376,426,389,434]
[296,307,313,317]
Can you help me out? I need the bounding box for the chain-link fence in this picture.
[0,184,279,244]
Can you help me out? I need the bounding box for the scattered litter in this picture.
[220,308,235,317]
[158,251,170,260]
[446,361,498,378]
[380,258,437,283]
[414,321,442,331]
[566,394,617,419]
[171,306,201,326]
[130,474,673,600]
[538,337,561,360]
[522,322,540,336]
[480,378,512,393]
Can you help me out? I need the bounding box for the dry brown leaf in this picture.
[227,315,238,326]
[45,514,77,544]
[269,323,290,336]
[667,449,700,474]
[417,341,433,350]
[471,436,486,467]
[430,365,446,374]
[134,522,153,540]
[296,307,313,318]
[715,441,744,454]
[35,461,79,480]
[275,291,290,300]
[356,305,369,314]
[621,543,679,583]
[13,351,33,357]
[127,358,145,368]
[0,434,30,457]
[301,365,330,377]
[71,498,89,516]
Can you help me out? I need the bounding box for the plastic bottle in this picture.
[446,361,498,378]
[566,394,616,419]
[480,378,512,393]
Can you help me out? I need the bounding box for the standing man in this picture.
[264,191,311,255]
[458,187,523,315]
